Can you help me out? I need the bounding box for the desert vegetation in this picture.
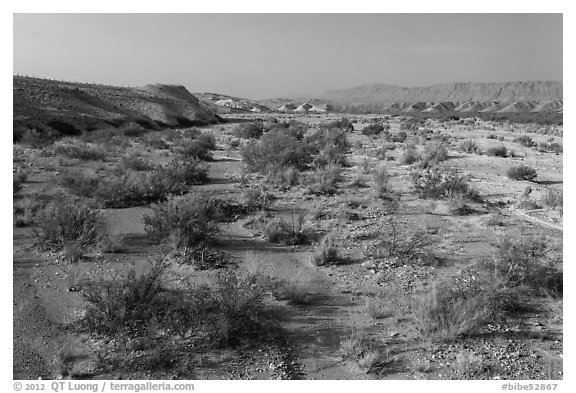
[13,106,563,381]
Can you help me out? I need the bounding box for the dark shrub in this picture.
[305,127,349,167]
[320,118,354,132]
[391,131,408,143]
[513,135,535,147]
[178,139,213,161]
[120,152,155,171]
[419,142,449,168]
[361,123,386,136]
[241,130,311,173]
[54,140,107,161]
[400,145,421,164]
[144,193,218,249]
[308,164,342,195]
[233,121,266,139]
[195,133,217,150]
[268,120,308,140]
[13,170,27,194]
[541,189,563,209]
[36,194,103,251]
[264,213,310,245]
[506,165,537,181]
[486,146,507,157]
[412,168,476,200]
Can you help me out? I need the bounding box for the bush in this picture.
[241,130,312,173]
[399,145,421,165]
[541,189,563,209]
[36,194,103,251]
[391,131,408,143]
[178,139,213,161]
[513,135,535,147]
[13,170,27,194]
[312,235,340,266]
[506,165,537,181]
[264,212,310,245]
[419,142,449,168]
[308,164,342,195]
[361,123,386,136]
[458,140,479,154]
[242,186,275,211]
[305,127,350,168]
[411,281,493,342]
[120,152,155,171]
[372,165,392,199]
[144,194,218,250]
[537,142,563,154]
[54,140,107,161]
[490,237,562,296]
[363,218,435,265]
[268,120,307,140]
[486,146,507,157]
[412,168,476,200]
[320,118,354,132]
[233,121,265,139]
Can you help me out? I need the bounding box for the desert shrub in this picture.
[340,328,383,373]
[486,133,498,140]
[391,131,408,143]
[264,212,310,245]
[242,186,275,211]
[195,132,217,150]
[458,140,479,154]
[506,165,537,181]
[366,296,390,320]
[541,189,563,209]
[312,235,340,266]
[364,218,435,265]
[489,237,562,296]
[268,120,308,140]
[146,159,208,198]
[120,152,155,171]
[241,130,311,173]
[412,168,476,200]
[361,123,386,136]
[399,145,420,165]
[273,166,300,187]
[537,142,563,154]
[17,128,58,148]
[178,139,213,161]
[94,174,154,208]
[486,146,507,157]
[54,140,107,161]
[13,170,27,194]
[308,164,342,195]
[143,134,170,150]
[513,135,535,147]
[144,193,218,250]
[13,198,43,227]
[419,142,449,168]
[233,121,266,139]
[305,127,350,167]
[35,194,103,251]
[372,165,392,199]
[411,281,493,341]
[59,170,101,198]
[320,118,354,132]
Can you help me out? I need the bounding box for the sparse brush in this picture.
[372,165,392,199]
[120,152,155,171]
[144,193,218,250]
[399,145,421,165]
[339,328,383,373]
[513,135,535,147]
[506,165,537,181]
[35,194,103,252]
[233,121,266,139]
[54,140,107,161]
[411,168,478,201]
[361,123,385,136]
[13,170,27,194]
[13,198,43,227]
[178,139,213,161]
[541,189,563,209]
[366,296,390,319]
[264,212,310,245]
[411,281,493,342]
[308,164,342,195]
[312,235,340,266]
[419,142,449,168]
[458,140,479,154]
[242,186,275,211]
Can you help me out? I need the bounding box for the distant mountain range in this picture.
[318,81,563,103]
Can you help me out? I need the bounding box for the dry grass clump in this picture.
[372,165,392,199]
[411,168,477,200]
[308,164,342,195]
[419,142,449,168]
[264,212,310,245]
[312,235,340,266]
[541,189,563,209]
[399,145,421,165]
[458,140,479,154]
[120,152,155,171]
[242,186,275,211]
[340,327,385,373]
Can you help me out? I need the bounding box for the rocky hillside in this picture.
[320,81,563,103]
[14,76,221,137]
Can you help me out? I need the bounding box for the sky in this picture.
[13,13,563,99]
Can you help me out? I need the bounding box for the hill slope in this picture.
[14,76,221,136]
[320,81,563,103]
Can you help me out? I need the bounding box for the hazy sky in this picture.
[13,14,562,99]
